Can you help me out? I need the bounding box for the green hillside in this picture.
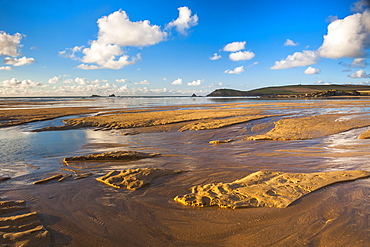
[207,84,370,97]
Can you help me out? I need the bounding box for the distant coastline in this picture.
[207,84,370,98]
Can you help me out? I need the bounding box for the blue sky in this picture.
[1,0,370,96]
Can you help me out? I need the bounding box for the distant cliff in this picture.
[207,85,370,98]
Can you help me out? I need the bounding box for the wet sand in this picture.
[1,99,370,246]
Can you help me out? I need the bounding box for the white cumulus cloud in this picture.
[351,58,367,67]
[210,53,221,60]
[166,6,198,35]
[48,76,61,84]
[63,79,73,84]
[0,31,23,57]
[187,79,202,86]
[116,78,128,83]
[80,41,139,70]
[58,46,84,60]
[98,10,168,47]
[229,51,255,61]
[4,56,35,66]
[224,66,245,74]
[304,67,321,74]
[348,69,370,78]
[270,50,319,70]
[284,39,299,46]
[171,78,183,85]
[74,77,106,85]
[223,41,246,52]
[134,80,150,85]
[318,12,370,59]
[1,78,43,88]
[0,66,12,71]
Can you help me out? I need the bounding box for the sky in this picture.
[1,0,370,96]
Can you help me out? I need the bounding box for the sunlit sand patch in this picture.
[246,114,370,140]
[358,129,370,139]
[209,139,234,144]
[63,150,160,167]
[35,108,266,131]
[174,170,370,209]
[178,115,271,131]
[96,168,184,190]
[0,200,50,246]
[0,107,98,128]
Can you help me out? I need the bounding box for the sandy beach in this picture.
[1,98,370,246]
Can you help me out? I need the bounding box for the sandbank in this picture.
[174,170,370,208]
[247,114,370,140]
[0,200,50,246]
[0,107,99,128]
[97,168,183,190]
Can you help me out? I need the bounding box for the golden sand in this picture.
[358,129,370,139]
[97,168,183,190]
[0,200,50,246]
[174,170,370,209]
[0,107,98,128]
[246,114,370,140]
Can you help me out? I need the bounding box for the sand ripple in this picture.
[174,170,370,209]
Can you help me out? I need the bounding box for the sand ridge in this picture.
[0,107,98,128]
[34,108,268,132]
[97,168,184,190]
[0,200,50,246]
[246,114,370,140]
[174,170,370,209]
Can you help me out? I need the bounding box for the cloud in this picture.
[224,66,245,74]
[210,53,221,60]
[79,41,140,70]
[98,10,168,47]
[318,12,370,59]
[229,51,255,61]
[187,79,202,86]
[74,77,107,85]
[48,76,61,84]
[273,8,370,70]
[166,6,198,35]
[58,46,84,60]
[270,50,319,69]
[351,0,370,13]
[134,80,150,85]
[63,79,73,84]
[314,80,331,85]
[116,78,128,83]
[0,66,12,71]
[223,41,246,52]
[1,78,43,88]
[246,61,259,68]
[4,56,35,66]
[76,64,101,70]
[67,9,167,70]
[284,39,299,46]
[63,7,197,70]
[171,78,183,85]
[304,67,321,74]
[348,69,370,78]
[0,31,23,57]
[351,58,367,67]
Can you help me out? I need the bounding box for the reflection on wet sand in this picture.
[1,99,370,246]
